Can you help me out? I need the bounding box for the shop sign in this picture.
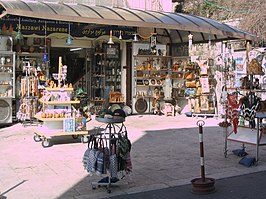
[0,15,136,39]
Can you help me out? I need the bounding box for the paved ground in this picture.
[108,171,266,199]
[1,114,266,199]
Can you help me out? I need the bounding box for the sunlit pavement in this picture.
[1,114,266,199]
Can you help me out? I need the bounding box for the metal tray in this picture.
[95,116,125,124]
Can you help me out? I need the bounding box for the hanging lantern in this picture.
[119,30,122,40]
[108,30,114,45]
[133,34,138,42]
[66,35,73,45]
[15,17,24,42]
[66,22,73,45]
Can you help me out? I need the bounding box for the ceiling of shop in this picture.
[0,0,257,44]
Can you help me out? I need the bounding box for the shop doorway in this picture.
[50,47,86,85]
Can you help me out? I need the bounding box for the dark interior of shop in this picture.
[50,47,86,84]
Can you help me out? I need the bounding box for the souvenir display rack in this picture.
[171,56,189,101]
[132,43,197,115]
[0,51,15,124]
[33,57,89,147]
[221,47,266,164]
[222,86,266,163]
[91,52,106,114]
[16,52,48,75]
[132,43,173,114]
[0,51,15,98]
[91,44,122,114]
[83,116,132,193]
[103,43,121,93]
[33,87,89,147]
[133,54,170,113]
[184,59,218,118]
[16,61,39,126]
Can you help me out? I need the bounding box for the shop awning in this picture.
[0,0,257,43]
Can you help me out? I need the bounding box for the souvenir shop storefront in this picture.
[0,0,257,126]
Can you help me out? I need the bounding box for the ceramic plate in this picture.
[111,104,121,113]
[135,98,147,114]
[123,105,132,116]
[150,79,156,85]
[144,79,149,86]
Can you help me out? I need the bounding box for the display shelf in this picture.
[34,129,88,137]
[227,88,266,93]
[173,87,185,89]
[109,101,124,103]
[34,115,65,121]
[91,49,106,113]
[133,54,171,59]
[0,84,12,86]
[92,99,105,102]
[17,52,45,57]
[39,99,80,104]
[0,51,15,125]
[0,64,13,67]
[0,51,15,99]
[172,56,190,59]
[33,87,88,147]
[171,77,184,80]
[131,43,172,114]
[255,111,266,118]
[104,43,121,92]
[0,72,13,75]
[45,87,73,91]
[223,85,266,163]
[16,52,48,73]
[16,51,48,123]
[132,43,186,114]
[227,127,266,145]
[91,43,122,114]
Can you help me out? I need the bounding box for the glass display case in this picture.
[0,51,15,124]
[0,51,15,98]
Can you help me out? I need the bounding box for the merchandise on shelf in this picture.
[132,43,190,115]
[0,51,15,124]
[183,59,217,115]
[109,92,124,103]
[220,47,266,163]
[20,76,38,97]
[0,51,15,98]
[91,43,122,114]
[33,86,89,147]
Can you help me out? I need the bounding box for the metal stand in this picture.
[191,120,215,194]
[91,117,126,193]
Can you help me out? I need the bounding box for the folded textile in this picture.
[232,149,248,157]
[239,156,256,167]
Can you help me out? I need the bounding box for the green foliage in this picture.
[172,0,265,38]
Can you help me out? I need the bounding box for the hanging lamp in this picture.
[133,34,138,42]
[66,22,73,45]
[119,30,122,40]
[108,30,114,45]
[15,17,24,41]
[43,21,48,62]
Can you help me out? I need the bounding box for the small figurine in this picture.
[163,73,172,100]
[152,87,161,115]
